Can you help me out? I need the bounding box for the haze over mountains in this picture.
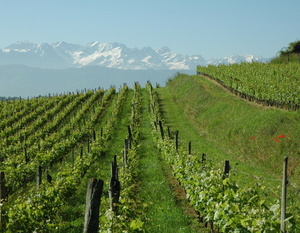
[0,41,268,69]
[0,41,268,97]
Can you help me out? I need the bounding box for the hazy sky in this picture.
[1,0,299,59]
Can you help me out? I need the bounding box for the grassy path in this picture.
[156,82,230,169]
[157,77,286,183]
[138,89,204,233]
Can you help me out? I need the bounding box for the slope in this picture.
[157,74,300,205]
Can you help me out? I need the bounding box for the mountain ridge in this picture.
[0,41,268,70]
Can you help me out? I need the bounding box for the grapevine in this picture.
[197,63,300,110]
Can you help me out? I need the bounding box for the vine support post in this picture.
[87,137,90,153]
[0,171,6,200]
[36,165,42,189]
[0,171,7,228]
[202,153,206,163]
[223,160,230,179]
[24,148,29,163]
[123,139,129,167]
[188,141,192,155]
[158,121,164,140]
[201,153,207,169]
[83,178,104,233]
[175,130,179,152]
[280,156,288,233]
[109,155,120,212]
[167,126,171,139]
[127,125,133,143]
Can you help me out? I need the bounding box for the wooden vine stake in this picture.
[202,153,206,163]
[87,137,90,153]
[0,172,7,200]
[175,130,179,152]
[24,147,29,163]
[188,142,192,155]
[123,139,129,167]
[36,165,42,189]
[109,155,120,212]
[83,178,104,233]
[0,171,7,228]
[223,160,230,179]
[167,126,171,139]
[280,156,288,233]
[158,121,164,139]
[127,125,133,143]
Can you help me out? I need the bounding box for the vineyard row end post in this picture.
[280,156,288,233]
[83,178,104,233]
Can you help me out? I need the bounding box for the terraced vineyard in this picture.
[197,63,300,110]
[0,72,299,232]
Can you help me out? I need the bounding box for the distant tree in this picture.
[278,47,290,62]
[287,40,300,54]
[272,40,300,64]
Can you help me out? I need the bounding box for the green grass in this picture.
[138,89,206,233]
[61,87,205,232]
[158,74,300,196]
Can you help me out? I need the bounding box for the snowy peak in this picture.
[156,46,172,55]
[0,41,268,70]
[69,42,206,70]
[207,54,269,66]
[5,41,38,52]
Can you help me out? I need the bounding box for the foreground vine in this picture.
[147,82,298,232]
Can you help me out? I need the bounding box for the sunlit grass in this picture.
[157,74,300,217]
[138,89,206,232]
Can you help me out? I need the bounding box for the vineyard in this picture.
[197,63,300,110]
[0,69,300,232]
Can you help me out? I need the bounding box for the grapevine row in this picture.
[100,82,144,232]
[1,90,109,193]
[147,83,298,232]
[3,85,128,232]
[197,63,300,110]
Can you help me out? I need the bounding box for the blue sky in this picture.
[0,0,299,59]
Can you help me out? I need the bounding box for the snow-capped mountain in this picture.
[0,41,268,70]
[0,41,206,70]
[206,54,269,66]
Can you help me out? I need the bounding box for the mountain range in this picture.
[0,41,269,97]
[0,41,268,70]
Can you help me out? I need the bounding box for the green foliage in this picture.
[0,86,128,232]
[288,40,300,54]
[2,71,300,232]
[148,82,299,232]
[271,40,300,64]
[197,62,300,109]
[99,82,146,232]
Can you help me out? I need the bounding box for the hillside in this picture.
[0,73,299,232]
[158,73,299,231]
[159,74,299,185]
